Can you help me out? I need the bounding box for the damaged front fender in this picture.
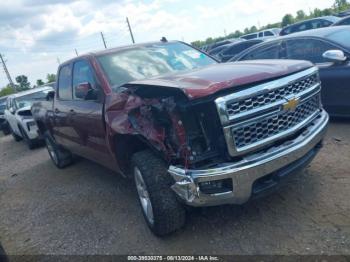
[105,89,189,163]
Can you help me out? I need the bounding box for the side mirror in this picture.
[46,90,55,101]
[322,50,347,63]
[75,82,95,100]
[9,107,15,114]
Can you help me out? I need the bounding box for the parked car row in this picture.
[202,14,348,59]
[0,96,10,135]
[230,26,350,117]
[280,16,340,36]
[210,39,264,62]
[2,85,54,149]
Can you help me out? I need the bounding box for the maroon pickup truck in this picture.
[32,41,329,236]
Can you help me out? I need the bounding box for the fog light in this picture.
[199,179,233,194]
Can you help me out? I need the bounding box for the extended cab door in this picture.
[285,38,350,116]
[53,63,77,149]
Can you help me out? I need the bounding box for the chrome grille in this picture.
[226,73,318,117]
[232,95,320,149]
[215,67,322,157]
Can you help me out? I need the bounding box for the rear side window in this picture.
[281,25,295,35]
[58,64,72,100]
[241,43,281,60]
[297,21,312,31]
[286,39,338,64]
[242,34,257,40]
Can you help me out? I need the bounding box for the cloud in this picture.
[0,0,336,88]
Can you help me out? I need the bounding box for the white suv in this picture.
[4,85,53,149]
[240,28,281,40]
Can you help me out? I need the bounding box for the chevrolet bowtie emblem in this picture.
[283,98,299,112]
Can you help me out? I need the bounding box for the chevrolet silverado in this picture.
[32,41,329,236]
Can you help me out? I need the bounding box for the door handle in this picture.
[69,109,76,115]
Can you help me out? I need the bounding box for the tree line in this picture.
[0,73,56,97]
[191,0,350,47]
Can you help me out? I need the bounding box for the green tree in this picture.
[250,26,258,33]
[282,14,294,27]
[334,0,349,11]
[312,8,323,17]
[296,10,306,21]
[36,79,44,86]
[15,75,30,91]
[46,73,56,83]
[0,85,16,97]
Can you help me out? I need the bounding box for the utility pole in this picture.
[100,32,107,49]
[126,17,135,44]
[56,57,61,65]
[0,53,15,90]
[75,49,79,56]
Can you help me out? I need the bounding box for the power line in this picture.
[100,32,107,49]
[0,53,15,90]
[126,17,135,44]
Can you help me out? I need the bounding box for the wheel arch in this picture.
[113,134,153,176]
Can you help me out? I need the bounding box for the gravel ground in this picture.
[0,121,349,255]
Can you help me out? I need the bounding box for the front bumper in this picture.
[169,110,329,207]
[22,119,40,140]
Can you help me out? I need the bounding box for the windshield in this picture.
[97,42,216,88]
[327,29,350,49]
[15,89,51,109]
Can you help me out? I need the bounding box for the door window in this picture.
[286,38,339,64]
[241,42,281,60]
[72,60,95,100]
[264,31,274,36]
[57,64,72,100]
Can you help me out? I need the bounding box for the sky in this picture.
[0,0,335,88]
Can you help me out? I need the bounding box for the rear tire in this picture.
[131,150,186,236]
[44,131,73,168]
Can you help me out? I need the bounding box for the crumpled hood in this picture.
[126,59,314,99]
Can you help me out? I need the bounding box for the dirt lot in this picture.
[0,121,349,255]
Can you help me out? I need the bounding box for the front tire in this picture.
[44,131,73,168]
[10,126,22,142]
[1,122,11,135]
[131,150,186,236]
[19,126,36,150]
